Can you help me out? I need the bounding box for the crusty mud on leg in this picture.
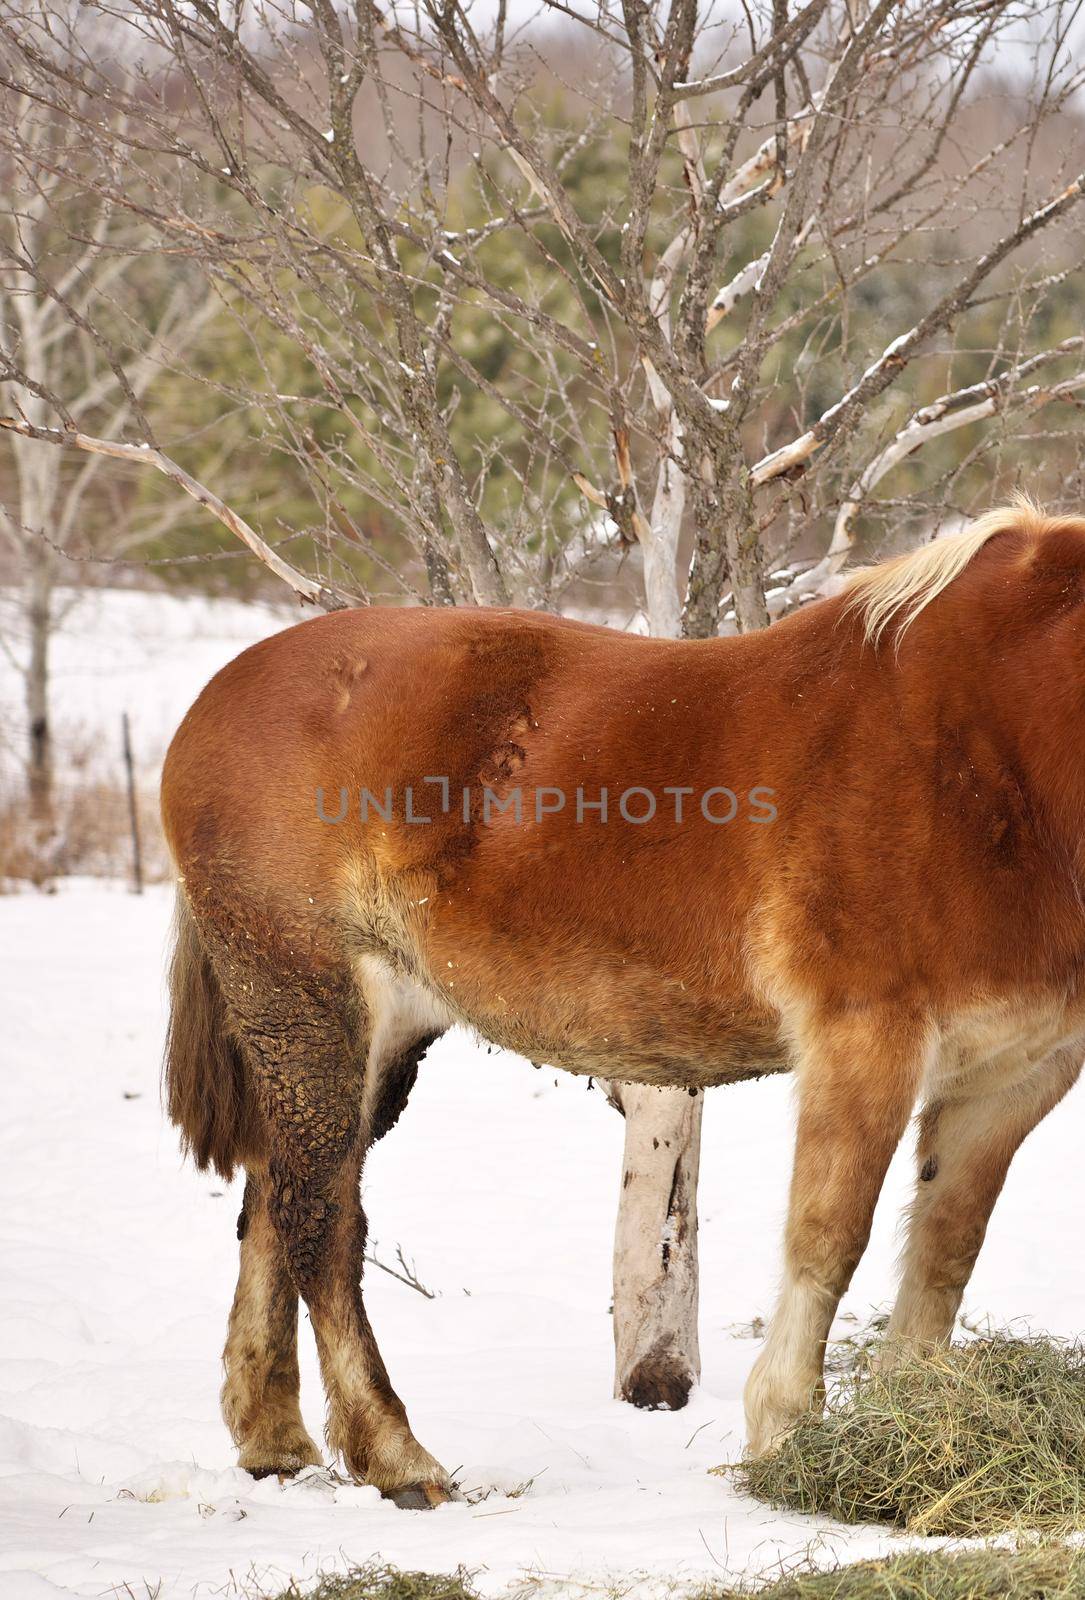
[299,1148,452,1506]
[222,1169,322,1477]
[231,962,452,1505]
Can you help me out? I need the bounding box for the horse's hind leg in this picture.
[227,960,451,1506]
[222,1169,322,1477]
[887,1046,1082,1348]
[744,1005,927,1456]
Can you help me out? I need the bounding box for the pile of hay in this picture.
[700,1543,1085,1599]
[735,1334,1085,1535]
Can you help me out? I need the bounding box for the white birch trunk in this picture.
[608,426,702,1409]
[610,1083,703,1407]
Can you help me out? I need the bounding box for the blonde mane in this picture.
[842,496,1051,647]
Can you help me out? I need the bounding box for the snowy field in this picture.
[2,591,1085,1599]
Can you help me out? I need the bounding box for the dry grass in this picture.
[733,1334,1085,1536]
[257,1549,1085,1600]
[0,779,169,889]
[699,1542,1085,1598]
[261,1565,479,1600]
[0,718,173,890]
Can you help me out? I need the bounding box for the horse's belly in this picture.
[427,962,788,1087]
[481,1017,792,1088]
[347,888,790,1089]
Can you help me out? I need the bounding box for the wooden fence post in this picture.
[122,712,143,895]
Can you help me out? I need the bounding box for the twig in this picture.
[364,1242,437,1298]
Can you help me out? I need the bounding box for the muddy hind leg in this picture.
[222,1169,322,1477]
[231,964,452,1506]
[887,1047,1083,1347]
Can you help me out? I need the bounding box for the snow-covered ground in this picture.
[2,591,1085,1600]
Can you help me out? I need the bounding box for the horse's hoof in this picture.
[240,1433,323,1483]
[389,1481,455,1510]
[248,1462,327,1484]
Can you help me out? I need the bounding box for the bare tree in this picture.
[0,84,218,824]
[3,0,1085,1411]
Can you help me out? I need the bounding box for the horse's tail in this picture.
[163,888,264,1180]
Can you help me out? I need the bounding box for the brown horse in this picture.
[162,500,1085,1505]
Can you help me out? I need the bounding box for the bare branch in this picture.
[0,416,349,610]
[752,175,1085,487]
[829,342,1085,564]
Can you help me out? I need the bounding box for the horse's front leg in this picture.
[887,1045,1083,1349]
[744,1005,927,1456]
